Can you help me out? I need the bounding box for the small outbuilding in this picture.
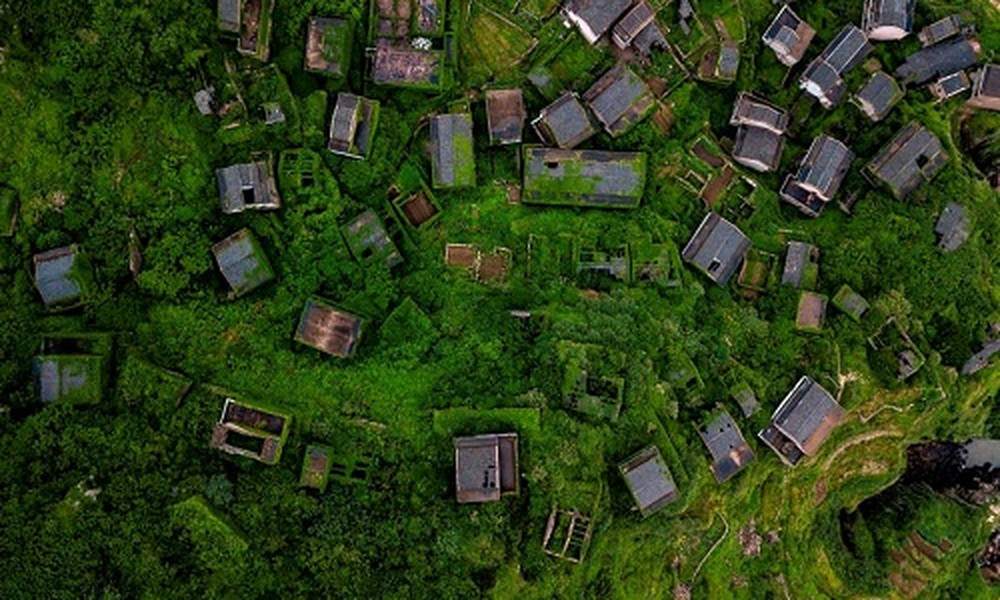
[212,229,274,298]
[781,241,819,289]
[832,285,870,321]
[681,212,751,286]
[758,376,844,466]
[929,71,971,102]
[919,15,962,47]
[210,397,291,465]
[968,64,1000,112]
[304,17,352,77]
[934,202,970,252]
[300,445,334,491]
[341,210,403,268]
[35,354,105,404]
[618,446,678,517]
[454,433,519,503]
[294,298,363,358]
[430,111,476,188]
[698,411,755,483]
[795,291,828,332]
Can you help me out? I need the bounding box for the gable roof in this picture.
[962,339,1000,376]
[485,89,526,145]
[867,122,948,198]
[217,0,240,33]
[930,71,971,100]
[212,229,274,298]
[618,446,677,517]
[801,25,873,107]
[759,376,844,465]
[918,15,962,47]
[294,298,363,358]
[793,135,853,200]
[33,245,85,307]
[781,241,818,288]
[532,92,597,149]
[969,63,1000,110]
[681,212,751,285]
[698,411,755,483]
[612,1,656,49]
[454,433,519,503]
[732,126,785,172]
[863,0,915,38]
[854,71,903,121]
[216,160,280,214]
[430,112,475,188]
[895,37,980,84]
[729,93,789,133]
[582,65,655,136]
[522,147,646,209]
[762,5,816,66]
[564,0,633,44]
[934,202,970,252]
[328,93,379,159]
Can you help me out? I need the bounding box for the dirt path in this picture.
[820,429,903,472]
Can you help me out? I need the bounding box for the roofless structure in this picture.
[454,433,519,503]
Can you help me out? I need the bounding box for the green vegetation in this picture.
[0,0,997,598]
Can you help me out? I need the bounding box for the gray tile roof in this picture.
[217,0,240,33]
[823,25,874,73]
[770,376,844,456]
[854,71,902,121]
[969,64,1000,109]
[732,126,785,172]
[919,15,961,47]
[867,122,948,198]
[681,212,751,285]
[932,71,970,99]
[619,446,677,517]
[430,112,475,188]
[801,59,847,107]
[565,0,633,43]
[35,355,101,403]
[33,245,83,307]
[583,65,654,136]
[863,0,915,36]
[216,161,280,214]
[612,1,655,49]
[485,89,525,145]
[793,135,853,200]
[896,37,980,84]
[717,44,740,79]
[212,229,274,297]
[522,147,646,208]
[762,5,815,66]
[962,340,1000,375]
[781,241,817,288]
[699,411,755,483]
[729,93,789,133]
[532,92,596,149]
[329,93,361,152]
[934,202,969,252]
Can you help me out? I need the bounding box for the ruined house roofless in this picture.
[485,89,526,145]
[217,160,280,214]
[454,433,519,503]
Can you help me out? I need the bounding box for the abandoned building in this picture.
[563,0,633,45]
[212,229,274,299]
[210,397,291,465]
[895,36,981,85]
[781,241,819,289]
[300,445,334,492]
[217,0,273,61]
[454,433,519,503]
[371,40,442,88]
[758,376,845,467]
[194,87,215,116]
[780,135,854,217]
[919,15,963,47]
[33,245,89,308]
[934,202,970,252]
[262,102,285,125]
[611,1,667,55]
[698,411,755,483]
[619,446,678,517]
[342,210,403,268]
[430,111,476,188]
[582,65,655,137]
[962,339,1000,376]
[732,386,758,418]
[866,122,948,198]
[929,70,971,102]
[216,159,281,214]
[853,71,904,121]
[304,17,351,77]
[832,285,870,321]
[558,341,625,421]
[729,93,789,172]
[485,89,526,146]
[294,298,363,358]
[532,92,597,149]
[328,93,379,160]
[521,147,647,209]
[862,0,915,41]
[715,43,740,81]
[392,185,440,229]
[542,508,593,563]
[761,5,816,67]
[217,0,240,33]
[35,352,105,404]
[800,25,873,108]
[444,243,511,284]
[796,291,828,332]
[968,64,1000,111]
[682,212,751,286]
